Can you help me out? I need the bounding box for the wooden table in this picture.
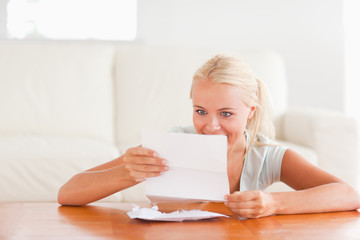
[1,202,360,240]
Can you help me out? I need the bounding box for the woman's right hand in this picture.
[122,146,169,182]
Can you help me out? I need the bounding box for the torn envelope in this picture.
[127,204,229,222]
[142,130,229,204]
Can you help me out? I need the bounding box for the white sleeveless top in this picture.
[170,126,288,191]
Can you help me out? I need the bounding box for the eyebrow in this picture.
[193,105,205,109]
[193,105,237,111]
[219,107,237,111]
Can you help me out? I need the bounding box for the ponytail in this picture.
[245,78,275,154]
[254,78,275,139]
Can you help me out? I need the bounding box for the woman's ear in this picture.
[248,106,256,119]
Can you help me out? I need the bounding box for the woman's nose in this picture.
[205,117,221,132]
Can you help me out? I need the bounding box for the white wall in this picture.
[138,0,344,111]
[0,0,8,38]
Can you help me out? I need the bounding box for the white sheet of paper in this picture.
[142,130,229,203]
[127,204,229,222]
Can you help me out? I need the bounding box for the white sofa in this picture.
[0,42,358,203]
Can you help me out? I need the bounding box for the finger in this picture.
[128,170,163,181]
[129,163,169,173]
[225,200,256,210]
[135,157,167,166]
[124,155,167,166]
[225,191,260,202]
[230,208,260,219]
[126,146,159,158]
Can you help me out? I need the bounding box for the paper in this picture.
[142,130,229,203]
[127,204,229,222]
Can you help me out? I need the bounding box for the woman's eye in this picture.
[221,112,232,117]
[196,110,207,115]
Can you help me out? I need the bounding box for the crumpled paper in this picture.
[127,204,229,222]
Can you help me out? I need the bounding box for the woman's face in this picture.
[191,79,255,148]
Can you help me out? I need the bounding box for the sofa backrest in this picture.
[0,43,115,145]
[0,42,286,151]
[0,42,288,203]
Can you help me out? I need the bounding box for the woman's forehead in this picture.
[192,80,247,109]
[192,80,242,97]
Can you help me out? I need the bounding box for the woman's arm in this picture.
[225,150,360,218]
[57,146,168,206]
[274,149,360,214]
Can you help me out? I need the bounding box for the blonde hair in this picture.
[190,54,275,150]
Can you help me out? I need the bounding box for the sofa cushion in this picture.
[0,136,121,202]
[0,43,115,144]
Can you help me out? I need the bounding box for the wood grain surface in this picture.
[1,202,359,240]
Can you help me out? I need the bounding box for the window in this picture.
[5,0,137,41]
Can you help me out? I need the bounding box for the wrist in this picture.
[270,192,285,215]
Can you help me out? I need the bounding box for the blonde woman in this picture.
[58,54,360,218]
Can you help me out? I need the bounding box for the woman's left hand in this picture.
[224,191,277,218]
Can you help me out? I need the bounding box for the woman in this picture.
[58,54,360,218]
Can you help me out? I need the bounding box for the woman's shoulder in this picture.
[169,125,197,134]
[249,132,287,155]
[251,132,288,158]
[251,131,281,146]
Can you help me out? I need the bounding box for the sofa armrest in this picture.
[277,107,359,188]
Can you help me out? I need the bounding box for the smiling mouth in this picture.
[202,131,227,136]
